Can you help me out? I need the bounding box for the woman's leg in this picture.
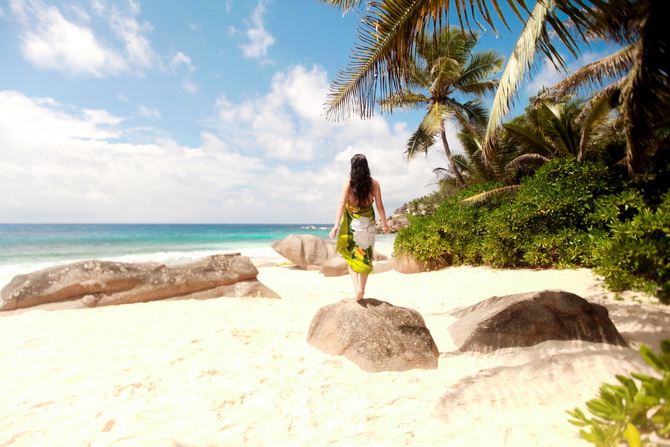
[347,266,364,300]
[359,273,369,299]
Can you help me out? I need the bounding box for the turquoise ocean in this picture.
[0,224,396,288]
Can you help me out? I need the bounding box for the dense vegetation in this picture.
[395,155,670,302]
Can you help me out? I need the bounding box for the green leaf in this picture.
[616,375,639,400]
[631,372,655,383]
[623,423,642,447]
[641,344,666,373]
[661,339,670,355]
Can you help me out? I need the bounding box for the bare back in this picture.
[346,178,380,207]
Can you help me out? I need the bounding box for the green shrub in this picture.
[593,192,670,303]
[567,340,670,446]
[394,182,503,266]
[522,228,604,269]
[394,216,451,266]
[405,191,447,217]
[479,158,626,268]
[394,157,670,300]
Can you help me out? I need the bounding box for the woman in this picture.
[329,154,391,300]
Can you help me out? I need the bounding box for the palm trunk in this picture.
[441,127,466,188]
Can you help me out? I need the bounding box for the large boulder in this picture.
[319,257,349,277]
[448,289,628,353]
[271,234,338,270]
[376,214,409,233]
[307,298,439,372]
[272,234,388,275]
[0,253,280,311]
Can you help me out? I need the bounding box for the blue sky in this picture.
[0,0,604,223]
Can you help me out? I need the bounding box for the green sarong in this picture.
[336,202,376,274]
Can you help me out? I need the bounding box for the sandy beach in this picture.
[1,264,668,446]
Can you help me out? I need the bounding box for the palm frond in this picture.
[461,184,522,205]
[458,130,483,157]
[535,45,636,103]
[575,79,623,122]
[578,95,612,162]
[503,121,555,157]
[420,101,447,135]
[451,99,490,130]
[454,50,505,88]
[321,0,366,12]
[405,126,436,160]
[482,0,555,163]
[325,0,432,121]
[378,90,429,113]
[506,153,551,170]
[537,100,583,157]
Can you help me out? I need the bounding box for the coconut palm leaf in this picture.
[406,126,436,159]
[378,90,429,112]
[420,101,447,135]
[482,0,554,163]
[576,79,623,123]
[539,101,582,157]
[506,153,551,170]
[504,121,555,157]
[536,45,636,103]
[450,99,490,129]
[578,95,612,162]
[461,184,522,204]
[455,51,505,89]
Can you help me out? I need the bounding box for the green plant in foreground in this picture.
[567,340,670,446]
[593,192,670,303]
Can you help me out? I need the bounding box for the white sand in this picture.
[1,265,668,446]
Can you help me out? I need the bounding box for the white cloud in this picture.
[167,51,198,93]
[0,65,445,223]
[137,105,162,120]
[239,0,275,60]
[211,64,445,220]
[10,0,128,77]
[8,0,191,81]
[102,0,155,70]
[0,90,265,223]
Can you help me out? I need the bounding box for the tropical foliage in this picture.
[377,26,504,187]
[322,0,669,173]
[567,340,670,446]
[593,192,670,302]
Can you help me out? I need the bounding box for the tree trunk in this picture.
[441,127,466,188]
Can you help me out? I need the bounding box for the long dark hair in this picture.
[349,154,372,205]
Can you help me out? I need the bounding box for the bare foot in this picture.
[356,291,364,301]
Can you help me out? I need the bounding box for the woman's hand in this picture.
[383,224,391,234]
[329,226,338,239]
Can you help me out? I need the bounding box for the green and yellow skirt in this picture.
[335,202,376,274]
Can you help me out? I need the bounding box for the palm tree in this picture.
[321,0,669,174]
[504,96,583,162]
[378,26,504,188]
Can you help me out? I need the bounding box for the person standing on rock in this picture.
[329,154,390,300]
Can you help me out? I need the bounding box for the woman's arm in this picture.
[373,179,391,234]
[329,179,349,239]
